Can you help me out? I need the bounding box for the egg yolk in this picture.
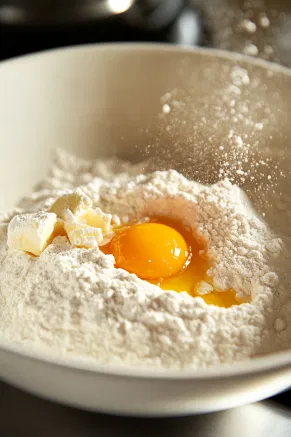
[102,218,242,308]
[202,290,238,308]
[106,222,189,279]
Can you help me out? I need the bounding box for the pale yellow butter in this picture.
[65,222,103,248]
[7,212,57,256]
[50,188,92,220]
[85,207,111,232]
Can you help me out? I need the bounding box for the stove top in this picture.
[0,382,290,437]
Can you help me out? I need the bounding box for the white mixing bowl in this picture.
[1,44,291,416]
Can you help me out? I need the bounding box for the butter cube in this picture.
[50,188,92,220]
[7,212,57,256]
[85,208,111,232]
[65,222,103,248]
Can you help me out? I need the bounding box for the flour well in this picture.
[1,149,291,369]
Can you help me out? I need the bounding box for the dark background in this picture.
[1,1,291,66]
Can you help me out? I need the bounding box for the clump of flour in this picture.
[0,149,291,369]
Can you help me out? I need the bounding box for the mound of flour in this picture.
[0,149,291,369]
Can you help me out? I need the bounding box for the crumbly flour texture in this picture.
[1,149,291,369]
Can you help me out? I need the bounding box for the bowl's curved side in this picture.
[1,345,291,415]
[1,44,291,207]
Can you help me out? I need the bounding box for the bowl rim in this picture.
[1,338,291,380]
[1,42,291,380]
[1,40,291,77]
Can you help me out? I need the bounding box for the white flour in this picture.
[1,149,291,369]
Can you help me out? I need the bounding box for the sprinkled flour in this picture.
[1,149,291,369]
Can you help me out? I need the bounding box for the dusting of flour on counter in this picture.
[1,149,291,369]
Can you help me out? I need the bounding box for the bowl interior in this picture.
[1,45,291,217]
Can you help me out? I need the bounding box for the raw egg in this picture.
[106,222,189,279]
[102,218,240,308]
